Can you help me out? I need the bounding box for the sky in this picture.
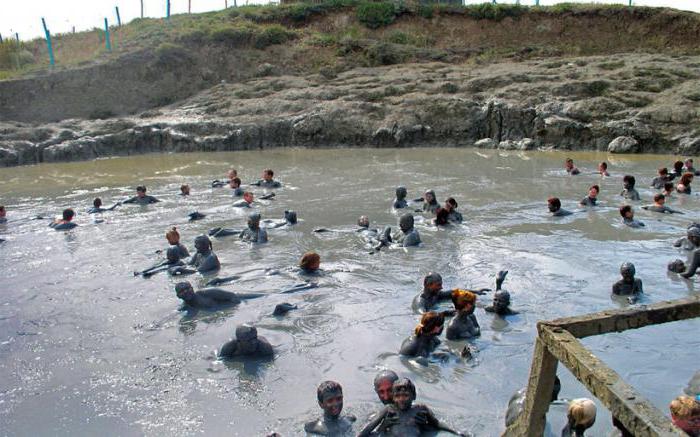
[1,0,699,41]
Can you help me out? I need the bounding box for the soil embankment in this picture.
[1,4,699,166]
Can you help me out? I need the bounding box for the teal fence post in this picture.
[15,33,19,44]
[535,0,539,5]
[104,18,112,52]
[0,33,3,43]
[116,6,122,26]
[629,0,632,5]
[167,0,171,19]
[41,18,55,67]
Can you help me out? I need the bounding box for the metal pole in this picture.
[189,0,192,13]
[15,33,19,44]
[41,18,55,67]
[0,33,3,43]
[104,18,112,52]
[140,0,144,18]
[167,0,171,19]
[116,6,122,26]
[225,0,228,9]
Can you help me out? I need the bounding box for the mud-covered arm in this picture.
[357,408,390,437]
[681,251,700,278]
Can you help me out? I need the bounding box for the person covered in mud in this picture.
[135,246,185,277]
[620,175,641,201]
[180,184,190,196]
[188,235,220,273]
[663,182,675,198]
[620,205,645,228]
[239,212,268,243]
[565,158,580,175]
[87,198,120,214]
[219,324,274,360]
[49,208,78,230]
[579,185,599,207]
[597,162,610,177]
[212,168,237,188]
[399,311,445,358]
[485,271,519,316]
[373,370,400,406]
[166,227,190,258]
[393,186,408,209]
[548,197,572,217]
[674,225,700,251]
[671,160,685,180]
[122,186,160,205]
[394,214,421,247]
[298,252,321,275]
[251,168,282,188]
[422,190,440,214]
[446,289,480,340]
[668,247,700,279]
[561,399,597,437]
[304,381,356,436]
[434,207,450,226]
[611,262,643,302]
[505,376,561,427]
[0,205,5,224]
[358,378,466,437]
[444,197,463,223]
[677,173,694,194]
[229,177,244,197]
[233,191,255,208]
[263,210,297,229]
[684,158,700,176]
[652,167,672,189]
[175,281,264,309]
[642,194,683,214]
[413,272,488,314]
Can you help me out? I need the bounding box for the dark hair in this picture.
[136,185,146,193]
[599,162,607,169]
[299,252,320,270]
[659,167,668,175]
[566,158,574,164]
[623,175,635,186]
[547,197,561,209]
[435,208,449,225]
[664,182,674,191]
[180,184,189,192]
[392,378,416,400]
[415,311,445,336]
[654,193,665,202]
[62,208,75,221]
[0,205,4,211]
[93,198,102,207]
[446,197,458,208]
[619,205,632,217]
[680,173,694,186]
[231,177,241,187]
[590,185,600,193]
[674,161,684,172]
[317,381,342,403]
[264,169,274,177]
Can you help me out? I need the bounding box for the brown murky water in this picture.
[0,148,698,436]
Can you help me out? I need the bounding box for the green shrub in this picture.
[386,30,410,45]
[254,25,296,49]
[210,25,255,46]
[418,5,434,19]
[366,42,407,66]
[357,2,396,29]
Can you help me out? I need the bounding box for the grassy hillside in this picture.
[2,1,700,80]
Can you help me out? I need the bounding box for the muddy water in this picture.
[0,148,698,436]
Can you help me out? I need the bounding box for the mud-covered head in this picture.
[175,281,195,301]
[136,185,147,197]
[653,193,665,205]
[248,212,262,229]
[0,205,5,218]
[424,189,437,205]
[62,208,75,221]
[284,210,297,224]
[235,324,258,341]
[166,246,181,263]
[688,226,700,245]
[423,272,443,294]
[619,205,633,220]
[263,169,274,181]
[623,175,636,189]
[445,197,458,211]
[493,290,511,312]
[395,186,407,200]
[548,197,561,212]
[674,160,685,173]
[194,235,212,253]
[357,215,370,228]
[243,192,254,204]
[227,168,238,179]
[373,370,399,405]
[399,214,414,233]
[180,184,190,195]
[565,158,575,170]
[588,185,600,198]
[316,381,343,418]
[392,378,416,411]
[620,262,636,281]
[230,177,241,188]
[93,198,102,208]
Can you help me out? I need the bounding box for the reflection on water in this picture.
[0,148,699,436]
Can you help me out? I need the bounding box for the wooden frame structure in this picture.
[503,295,700,436]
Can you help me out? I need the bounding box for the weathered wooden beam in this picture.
[542,295,700,338]
[540,325,686,437]
[502,337,559,437]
